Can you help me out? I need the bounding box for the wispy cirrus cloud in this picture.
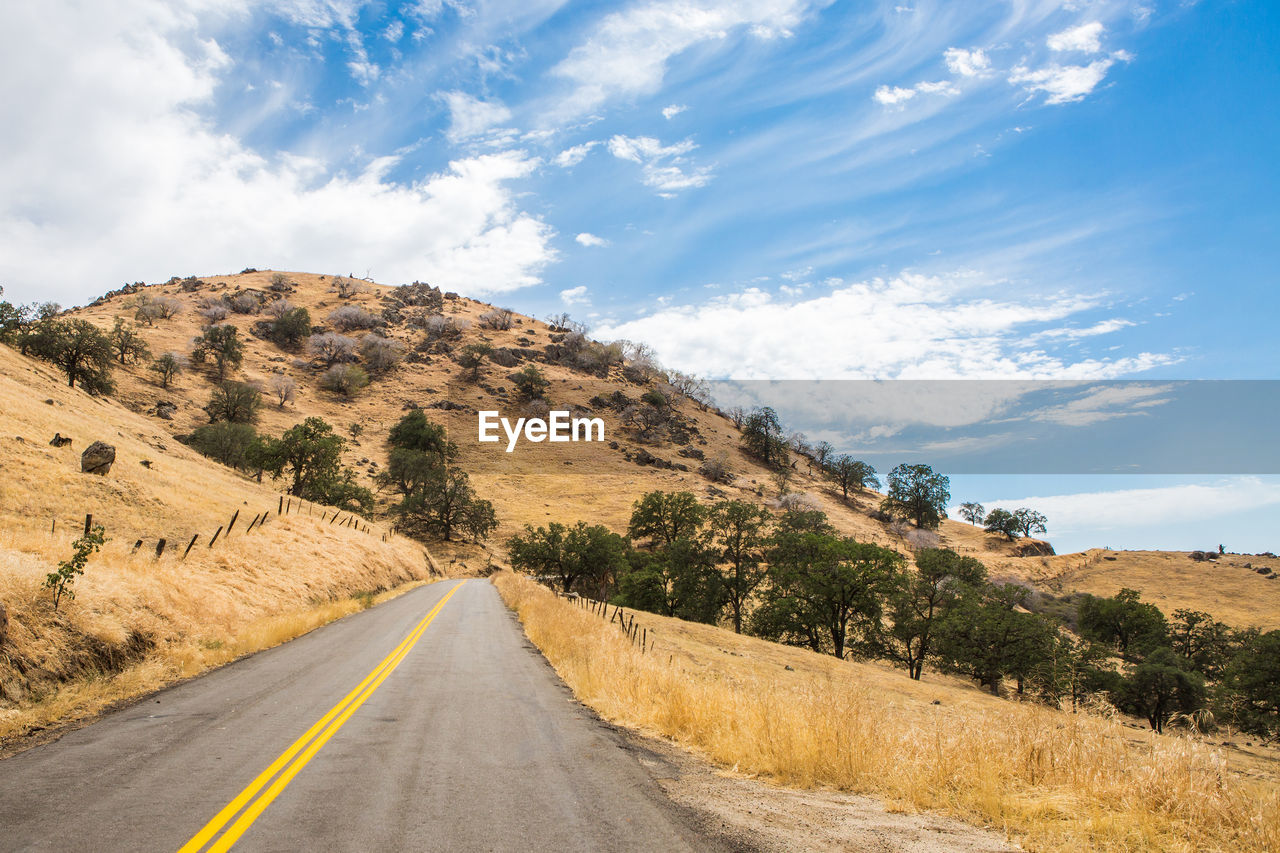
[607,134,713,195]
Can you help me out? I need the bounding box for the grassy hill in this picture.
[0,341,433,747]
[61,269,1280,629]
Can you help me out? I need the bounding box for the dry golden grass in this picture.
[0,344,437,745]
[494,571,1280,853]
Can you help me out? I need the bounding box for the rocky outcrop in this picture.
[81,441,116,476]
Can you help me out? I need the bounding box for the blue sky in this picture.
[1,0,1276,553]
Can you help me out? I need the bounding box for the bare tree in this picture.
[309,332,357,365]
[478,308,514,330]
[265,297,295,319]
[268,373,297,408]
[359,333,405,373]
[332,276,367,298]
[229,293,260,314]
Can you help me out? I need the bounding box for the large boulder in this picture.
[81,441,116,476]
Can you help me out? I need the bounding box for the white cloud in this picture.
[441,90,513,142]
[873,85,916,105]
[875,78,959,105]
[575,232,609,247]
[1047,21,1104,53]
[662,103,687,119]
[0,2,556,303]
[607,134,712,194]
[974,478,1280,534]
[560,285,589,305]
[550,0,817,118]
[553,141,599,167]
[1009,58,1115,104]
[593,272,1173,379]
[1036,318,1134,339]
[383,19,405,42]
[944,47,990,77]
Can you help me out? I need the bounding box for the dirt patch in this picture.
[627,730,1020,853]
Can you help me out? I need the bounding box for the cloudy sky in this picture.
[2,0,1276,552]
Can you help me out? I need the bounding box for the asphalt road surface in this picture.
[0,579,729,852]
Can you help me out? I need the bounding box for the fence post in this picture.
[278,496,283,515]
[132,539,142,553]
[226,510,240,536]
[183,534,199,560]
[330,512,339,525]
[84,513,92,537]
[208,525,223,548]
[155,539,167,559]
[51,518,56,535]
[245,513,260,533]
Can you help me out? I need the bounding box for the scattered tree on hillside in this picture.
[456,342,492,382]
[268,307,312,350]
[19,318,115,393]
[875,547,987,680]
[1117,647,1207,733]
[628,491,707,547]
[707,500,772,633]
[740,406,789,468]
[327,304,377,331]
[190,324,244,380]
[108,318,151,365]
[395,467,496,542]
[204,381,261,424]
[826,456,879,500]
[1014,508,1048,538]
[478,308,514,330]
[1078,588,1170,662]
[268,373,297,408]
[508,521,629,597]
[511,365,549,401]
[880,463,950,529]
[983,508,1022,540]
[958,502,985,526]
[151,352,184,389]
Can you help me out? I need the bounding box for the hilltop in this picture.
[58,269,1280,629]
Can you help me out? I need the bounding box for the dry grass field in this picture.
[494,571,1280,853]
[0,344,435,747]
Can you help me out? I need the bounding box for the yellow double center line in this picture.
[178,581,464,853]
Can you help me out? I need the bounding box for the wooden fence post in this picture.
[183,534,199,560]
[84,513,92,537]
[226,510,240,536]
[132,539,142,553]
[208,525,223,548]
[278,496,283,515]
[155,539,167,558]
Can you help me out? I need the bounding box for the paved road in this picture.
[0,580,728,852]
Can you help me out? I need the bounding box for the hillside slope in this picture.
[61,269,1280,629]
[0,343,433,745]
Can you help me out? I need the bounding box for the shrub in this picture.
[478,308,514,330]
[269,272,294,292]
[700,454,734,484]
[359,333,405,373]
[309,332,357,365]
[423,315,467,341]
[269,307,311,350]
[199,304,229,323]
[327,305,378,331]
[265,298,294,319]
[510,365,549,401]
[320,363,370,397]
[229,293,260,314]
